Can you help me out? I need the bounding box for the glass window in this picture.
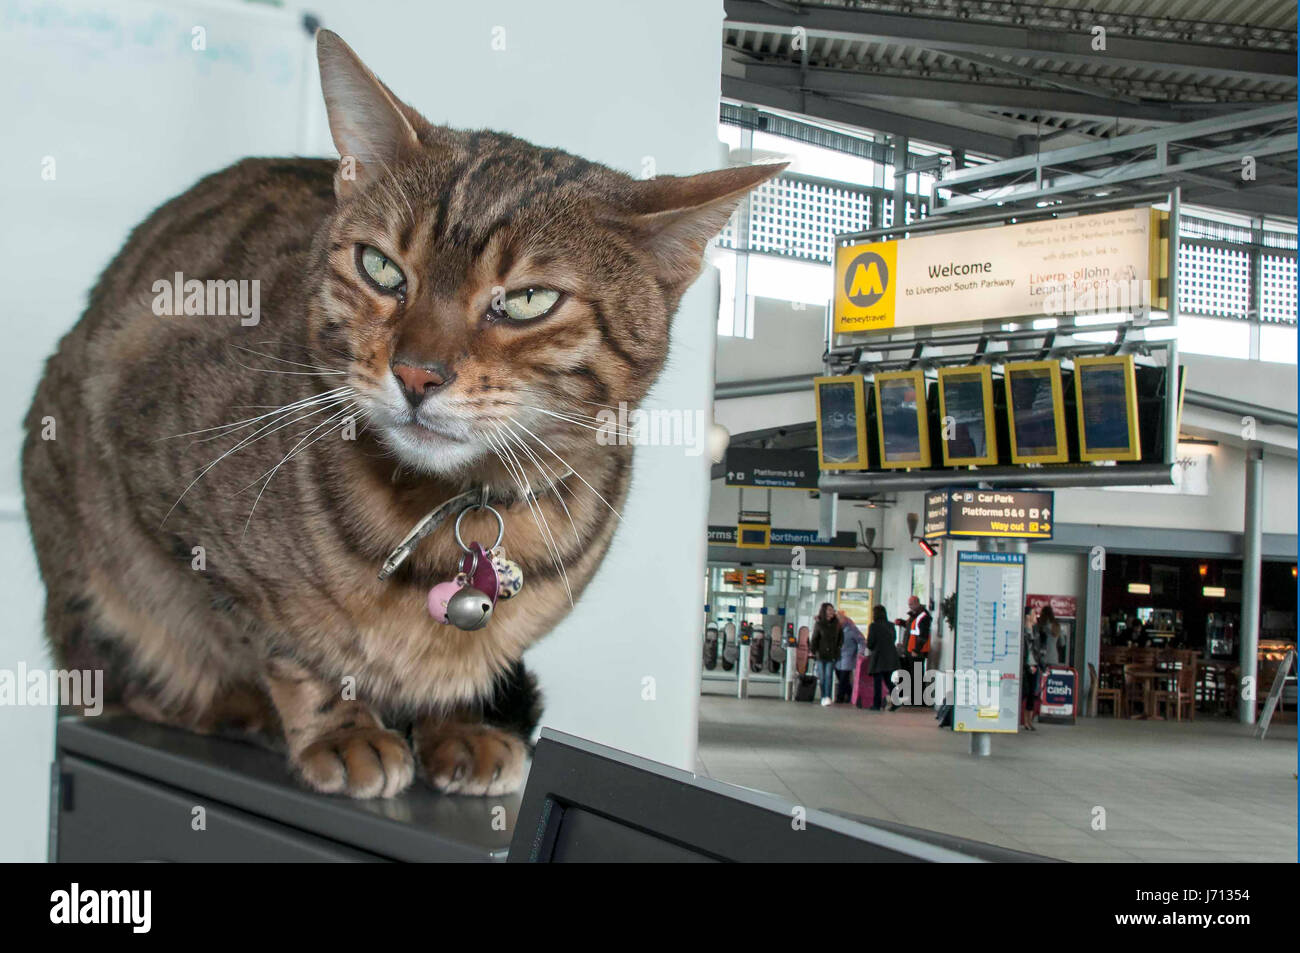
[1260,324,1297,365]
[910,561,927,600]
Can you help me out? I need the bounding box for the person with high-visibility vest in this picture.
[905,596,932,656]
[894,596,932,705]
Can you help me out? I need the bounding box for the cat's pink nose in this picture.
[392,361,453,408]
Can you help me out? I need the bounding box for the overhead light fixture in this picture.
[1203,586,1226,598]
[917,538,938,557]
[1127,583,1151,594]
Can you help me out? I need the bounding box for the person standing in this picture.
[834,610,868,704]
[894,596,932,705]
[1021,607,1044,731]
[866,605,902,711]
[809,603,843,707]
[1037,605,1066,666]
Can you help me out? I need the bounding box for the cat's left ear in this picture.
[316,30,422,199]
[615,162,788,298]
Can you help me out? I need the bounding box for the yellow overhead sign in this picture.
[834,241,900,333]
[833,207,1167,335]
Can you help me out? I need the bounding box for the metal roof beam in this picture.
[937,103,1297,190]
[721,75,1022,156]
[723,0,1299,82]
[741,62,1225,124]
[936,130,1296,212]
[931,49,1142,105]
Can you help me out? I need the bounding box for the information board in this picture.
[837,589,874,629]
[724,448,819,490]
[833,206,1165,334]
[953,551,1025,734]
[813,376,867,469]
[926,489,1055,540]
[923,491,949,539]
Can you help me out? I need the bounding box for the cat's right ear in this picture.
[316,30,421,199]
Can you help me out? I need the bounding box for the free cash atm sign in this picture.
[833,207,1165,334]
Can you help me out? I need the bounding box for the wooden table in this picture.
[1124,667,1165,720]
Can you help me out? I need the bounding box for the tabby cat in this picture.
[21,31,781,798]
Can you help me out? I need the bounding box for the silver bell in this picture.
[446,586,493,630]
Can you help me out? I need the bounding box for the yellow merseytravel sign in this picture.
[834,207,1167,334]
[834,241,899,333]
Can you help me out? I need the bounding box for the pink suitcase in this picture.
[851,655,875,709]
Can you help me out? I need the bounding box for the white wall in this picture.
[716,298,827,382]
[1054,446,1297,537]
[0,0,729,860]
[0,0,313,864]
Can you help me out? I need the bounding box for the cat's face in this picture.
[308,31,781,481]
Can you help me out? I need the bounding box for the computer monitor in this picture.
[1004,360,1069,463]
[813,375,868,470]
[1074,355,1141,461]
[936,365,998,466]
[509,729,1050,862]
[874,370,932,469]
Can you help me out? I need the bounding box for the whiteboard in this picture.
[0,0,314,506]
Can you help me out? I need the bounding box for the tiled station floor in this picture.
[696,695,1297,862]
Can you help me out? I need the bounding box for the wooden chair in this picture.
[1092,662,1124,717]
[1123,663,1148,717]
[1104,645,1131,665]
[1194,660,1217,711]
[1175,654,1198,720]
[1153,654,1196,721]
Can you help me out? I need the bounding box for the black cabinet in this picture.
[54,717,518,863]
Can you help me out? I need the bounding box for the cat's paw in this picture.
[293,726,415,799]
[415,722,527,796]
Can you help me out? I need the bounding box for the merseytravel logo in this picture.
[835,241,898,332]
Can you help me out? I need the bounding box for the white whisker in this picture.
[160,393,353,526]
[487,429,572,605]
[161,386,352,441]
[501,420,580,547]
[509,417,623,522]
[239,404,363,539]
[227,343,348,374]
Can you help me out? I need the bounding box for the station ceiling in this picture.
[722,0,1298,161]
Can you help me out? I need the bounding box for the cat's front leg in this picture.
[413,710,528,796]
[263,656,414,799]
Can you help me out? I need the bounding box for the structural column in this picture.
[1239,448,1264,724]
[1083,547,1103,714]
[731,112,755,337]
[892,134,909,225]
[969,536,997,756]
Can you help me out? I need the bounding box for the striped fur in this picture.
[21,31,781,797]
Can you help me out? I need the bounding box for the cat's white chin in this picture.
[378,423,491,476]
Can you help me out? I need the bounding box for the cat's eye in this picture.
[357,245,405,292]
[498,288,561,322]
